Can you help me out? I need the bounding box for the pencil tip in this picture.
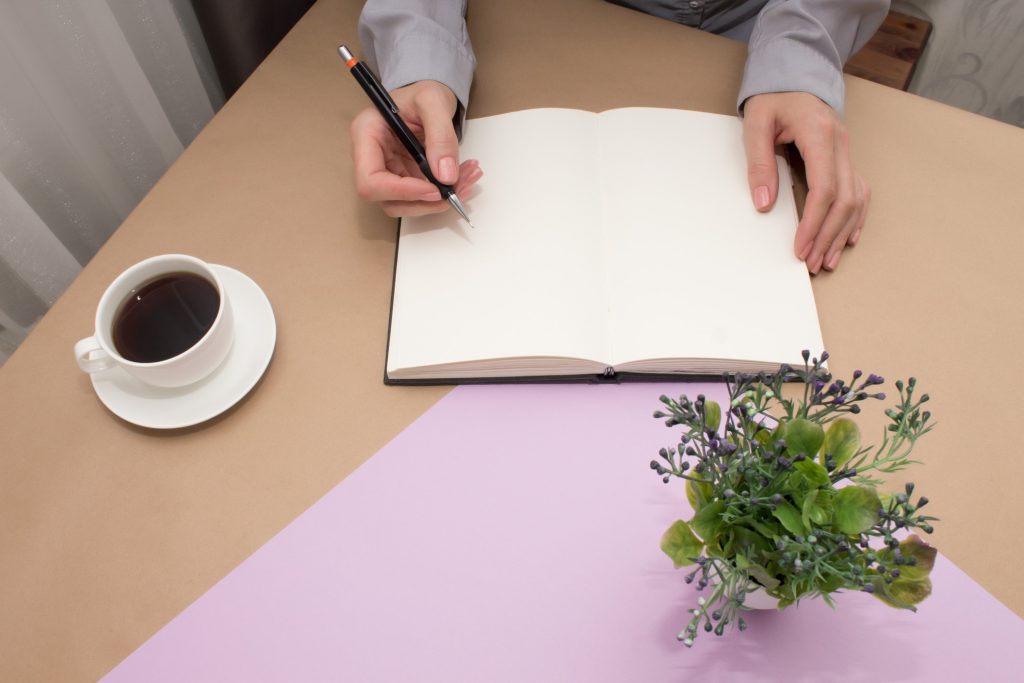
[446,193,474,229]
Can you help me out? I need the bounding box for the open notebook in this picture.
[385,108,824,384]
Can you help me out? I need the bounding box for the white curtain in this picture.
[0,0,224,365]
[893,1,1024,127]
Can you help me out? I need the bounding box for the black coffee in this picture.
[112,272,220,363]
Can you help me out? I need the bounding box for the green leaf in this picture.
[809,497,832,526]
[745,562,781,590]
[692,500,726,542]
[801,490,819,530]
[721,528,737,558]
[788,576,815,601]
[889,576,933,607]
[660,520,704,569]
[793,459,831,488]
[752,425,773,446]
[764,560,784,580]
[780,418,824,460]
[901,535,937,574]
[817,574,845,593]
[833,486,881,535]
[786,472,807,495]
[686,479,712,512]
[704,400,722,433]
[880,535,937,581]
[746,516,780,539]
[772,500,807,535]
[871,576,932,610]
[731,526,771,557]
[821,418,861,469]
[704,535,726,559]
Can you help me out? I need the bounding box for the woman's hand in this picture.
[743,92,870,273]
[350,80,482,218]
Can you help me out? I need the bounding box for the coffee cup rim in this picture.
[94,254,227,368]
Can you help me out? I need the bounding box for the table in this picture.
[1,1,1022,680]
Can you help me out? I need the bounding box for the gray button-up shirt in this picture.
[358,0,889,118]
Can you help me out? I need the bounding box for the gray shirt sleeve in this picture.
[737,0,890,117]
[356,0,887,121]
[357,0,476,109]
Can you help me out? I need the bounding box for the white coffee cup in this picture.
[74,254,234,388]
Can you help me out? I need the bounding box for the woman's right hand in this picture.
[350,79,482,218]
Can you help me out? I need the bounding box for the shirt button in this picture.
[689,0,701,7]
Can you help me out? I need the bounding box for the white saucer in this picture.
[90,265,276,429]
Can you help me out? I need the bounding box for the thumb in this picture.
[417,86,460,185]
[742,106,779,213]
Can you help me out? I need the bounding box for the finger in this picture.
[350,113,388,187]
[742,106,780,212]
[380,157,484,217]
[352,115,439,202]
[455,162,483,196]
[374,160,480,209]
[810,129,858,273]
[380,161,483,217]
[793,125,838,264]
[380,199,451,218]
[416,88,461,185]
[837,175,867,258]
[823,203,858,271]
[362,171,442,203]
[848,174,870,246]
[384,153,421,179]
[457,158,480,179]
[822,135,864,271]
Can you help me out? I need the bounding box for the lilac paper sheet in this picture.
[104,384,1023,682]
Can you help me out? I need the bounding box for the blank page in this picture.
[596,108,823,369]
[387,109,610,376]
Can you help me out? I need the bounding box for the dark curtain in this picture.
[190,0,318,98]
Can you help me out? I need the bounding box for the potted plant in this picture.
[651,351,938,647]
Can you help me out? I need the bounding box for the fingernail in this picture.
[754,186,770,211]
[419,191,441,201]
[439,157,457,183]
[798,242,812,261]
[810,256,823,274]
[849,229,861,246]
[826,252,840,270]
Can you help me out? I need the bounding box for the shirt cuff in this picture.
[736,37,846,118]
[375,30,475,115]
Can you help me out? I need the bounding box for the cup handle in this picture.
[74,336,115,374]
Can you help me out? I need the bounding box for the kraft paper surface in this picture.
[1,0,1022,680]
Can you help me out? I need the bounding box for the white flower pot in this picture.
[741,585,780,610]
